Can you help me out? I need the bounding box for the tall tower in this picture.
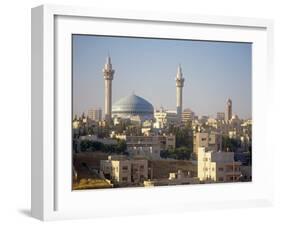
[102,56,115,122]
[225,98,232,122]
[175,64,185,119]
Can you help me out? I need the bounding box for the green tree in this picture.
[80,140,91,152]
[169,125,193,149]
[160,146,192,160]
[222,136,241,152]
[116,139,127,153]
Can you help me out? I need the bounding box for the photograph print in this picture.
[72,35,252,190]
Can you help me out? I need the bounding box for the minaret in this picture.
[175,64,185,120]
[225,98,232,122]
[102,56,115,122]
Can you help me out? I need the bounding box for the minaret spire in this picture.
[177,64,183,79]
[175,64,185,121]
[106,53,111,64]
[103,55,115,122]
[225,98,232,123]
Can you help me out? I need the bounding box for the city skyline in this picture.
[73,35,252,119]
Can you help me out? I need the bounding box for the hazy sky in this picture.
[73,35,252,119]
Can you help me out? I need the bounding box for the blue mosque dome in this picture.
[112,94,154,120]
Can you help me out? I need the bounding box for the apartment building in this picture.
[197,147,241,182]
[100,155,148,186]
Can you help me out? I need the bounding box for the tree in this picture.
[79,139,128,155]
[116,139,127,154]
[80,140,91,152]
[160,146,192,160]
[168,125,193,149]
[222,136,241,152]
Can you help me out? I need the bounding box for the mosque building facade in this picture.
[102,56,185,122]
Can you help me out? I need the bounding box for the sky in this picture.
[73,35,252,119]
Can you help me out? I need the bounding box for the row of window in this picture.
[203,167,228,172]
[203,165,240,172]
[115,165,145,172]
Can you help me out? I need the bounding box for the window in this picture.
[218,177,224,182]
[218,167,224,171]
[122,177,128,182]
[140,165,144,170]
[122,166,128,171]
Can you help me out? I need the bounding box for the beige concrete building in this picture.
[193,132,222,156]
[216,112,225,121]
[207,117,218,128]
[197,147,241,182]
[154,107,178,128]
[125,135,176,150]
[88,108,102,121]
[100,156,148,186]
[181,108,194,124]
[123,134,177,159]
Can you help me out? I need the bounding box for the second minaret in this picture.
[175,65,185,120]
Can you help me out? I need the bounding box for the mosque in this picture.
[112,94,154,121]
[102,56,185,122]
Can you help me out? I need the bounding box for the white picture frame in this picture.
[31,4,274,221]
